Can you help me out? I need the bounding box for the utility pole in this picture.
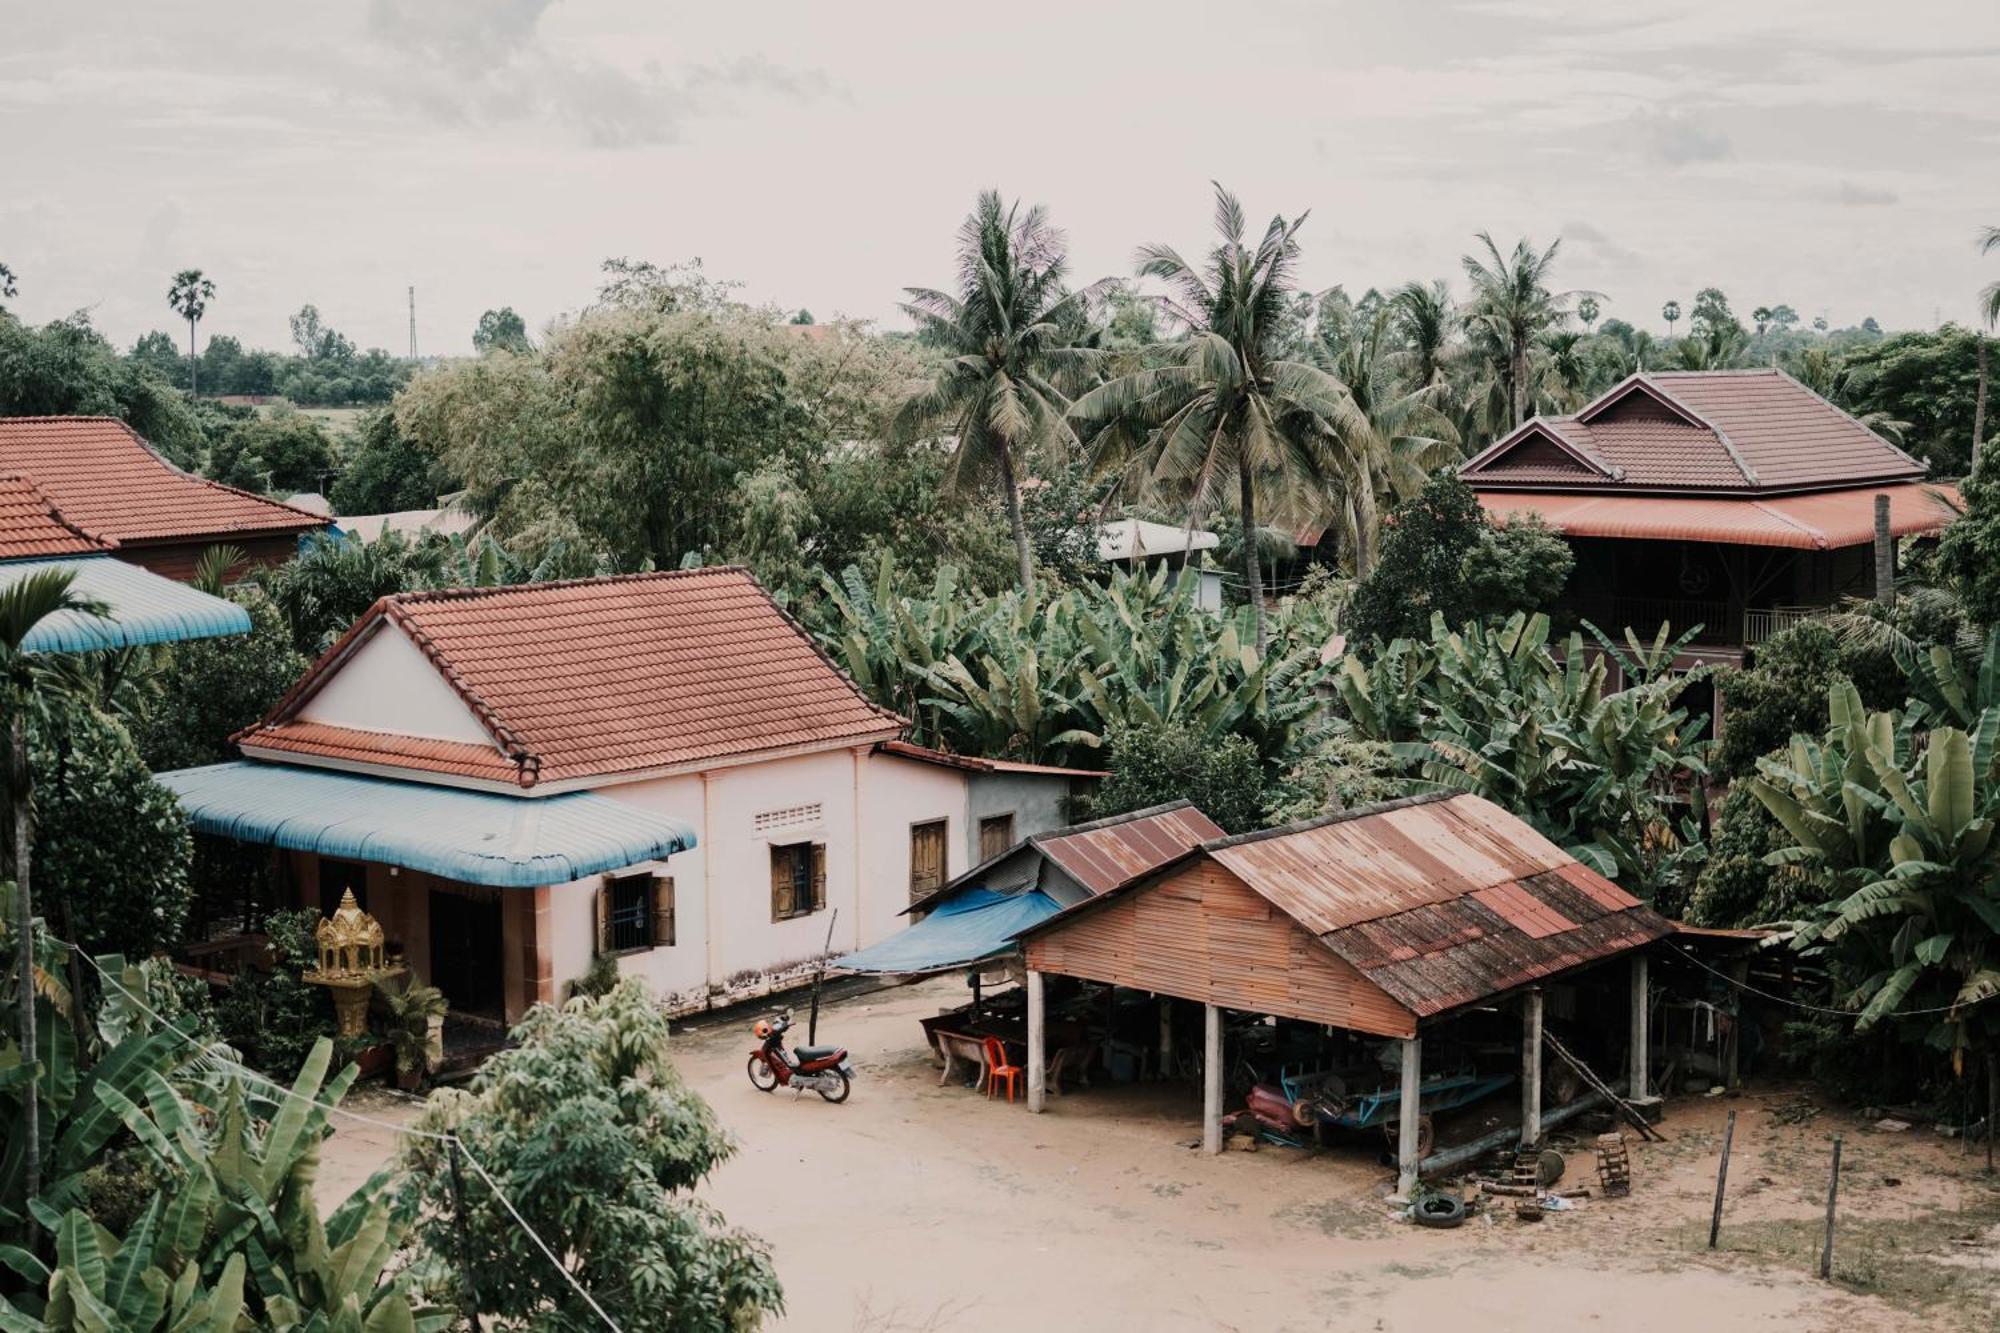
[408,286,418,361]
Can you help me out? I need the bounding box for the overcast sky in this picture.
[5,0,1998,356]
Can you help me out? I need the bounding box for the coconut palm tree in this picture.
[890,193,1103,592]
[2,567,105,1205]
[1461,233,1576,430]
[167,269,215,395]
[1389,279,1454,388]
[1974,225,1999,477]
[1071,184,1373,647]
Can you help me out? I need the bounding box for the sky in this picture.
[4,0,1998,357]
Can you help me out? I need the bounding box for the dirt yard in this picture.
[320,978,2000,1331]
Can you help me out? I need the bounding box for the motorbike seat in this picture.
[793,1044,841,1063]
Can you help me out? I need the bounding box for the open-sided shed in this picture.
[1013,792,1674,1192]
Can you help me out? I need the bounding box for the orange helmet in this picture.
[753,1020,773,1039]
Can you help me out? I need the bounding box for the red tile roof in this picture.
[241,567,906,788]
[1463,370,1926,496]
[1479,482,1959,551]
[0,417,327,546]
[0,475,112,560]
[240,720,526,784]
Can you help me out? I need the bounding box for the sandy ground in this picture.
[319,978,2000,1332]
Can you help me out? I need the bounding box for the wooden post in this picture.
[1709,1109,1736,1249]
[1873,494,1895,607]
[1397,1035,1423,1197]
[1629,954,1650,1101]
[1158,996,1173,1080]
[1202,1003,1223,1155]
[1726,959,1749,1088]
[1987,1053,1996,1175]
[1026,969,1046,1114]
[1520,989,1544,1148]
[1820,1135,1843,1279]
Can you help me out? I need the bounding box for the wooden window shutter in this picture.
[595,878,611,956]
[770,849,794,921]
[652,876,676,947]
[811,843,827,911]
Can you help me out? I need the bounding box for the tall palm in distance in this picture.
[1974,225,1998,477]
[1071,184,1373,648]
[167,269,215,396]
[890,192,1104,592]
[1461,233,1576,431]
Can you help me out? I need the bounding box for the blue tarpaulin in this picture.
[157,761,697,888]
[833,887,1060,975]
[4,556,252,652]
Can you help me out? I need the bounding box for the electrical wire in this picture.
[1665,938,1992,1020]
[69,948,624,1333]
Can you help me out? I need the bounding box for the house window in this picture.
[770,843,826,921]
[910,820,949,900]
[598,874,675,954]
[978,813,1016,861]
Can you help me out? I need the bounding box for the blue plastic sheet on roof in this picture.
[833,887,1061,975]
[3,557,252,653]
[156,761,698,889]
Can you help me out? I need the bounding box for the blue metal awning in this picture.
[156,761,698,888]
[2,557,252,652]
[834,887,1061,975]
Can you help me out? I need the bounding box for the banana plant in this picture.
[1,1205,249,1332]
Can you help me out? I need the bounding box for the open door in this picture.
[428,888,505,1018]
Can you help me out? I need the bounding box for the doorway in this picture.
[428,888,505,1017]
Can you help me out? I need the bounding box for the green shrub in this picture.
[1087,722,1267,834]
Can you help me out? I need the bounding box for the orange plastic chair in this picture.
[982,1036,1023,1103]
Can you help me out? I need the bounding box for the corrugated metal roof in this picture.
[1038,803,1225,894]
[1209,794,1671,1017]
[156,761,697,888]
[1478,483,1957,551]
[4,556,252,652]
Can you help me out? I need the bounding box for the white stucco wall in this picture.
[860,751,967,941]
[298,622,496,743]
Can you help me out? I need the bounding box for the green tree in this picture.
[205,413,336,495]
[1390,279,1454,387]
[257,531,440,654]
[1088,722,1266,834]
[132,585,308,772]
[1662,300,1681,338]
[1461,233,1572,429]
[890,191,1102,593]
[400,980,782,1331]
[0,313,205,466]
[288,304,353,364]
[128,330,184,387]
[472,306,532,355]
[1576,294,1600,333]
[1073,185,1371,646]
[165,270,214,396]
[328,408,450,515]
[0,262,16,306]
[1689,286,1740,338]
[1837,325,1988,475]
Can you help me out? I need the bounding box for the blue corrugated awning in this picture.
[2,557,252,652]
[156,761,698,888]
[834,887,1061,975]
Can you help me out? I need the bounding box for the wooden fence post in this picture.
[1709,1110,1735,1249]
[1820,1136,1843,1280]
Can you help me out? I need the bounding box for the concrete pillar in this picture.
[1630,953,1651,1101]
[1026,969,1047,1114]
[1874,493,1896,607]
[1521,989,1544,1148]
[1202,1003,1222,1155]
[1397,1035,1423,1197]
[1158,997,1173,1079]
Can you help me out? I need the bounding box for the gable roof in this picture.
[1017,793,1671,1019]
[1462,369,1925,496]
[239,567,906,789]
[0,417,328,547]
[0,476,112,561]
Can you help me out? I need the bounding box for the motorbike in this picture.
[746,1009,854,1103]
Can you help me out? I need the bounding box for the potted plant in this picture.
[374,977,449,1091]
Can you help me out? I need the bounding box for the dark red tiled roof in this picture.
[240,720,527,784]
[0,417,327,545]
[242,568,906,788]
[0,475,112,560]
[1463,370,1925,496]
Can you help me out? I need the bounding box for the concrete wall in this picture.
[298,622,496,743]
[967,772,1074,862]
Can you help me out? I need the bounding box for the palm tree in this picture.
[1974,225,1999,477]
[3,567,106,1206]
[1389,280,1454,388]
[1071,184,1372,647]
[1537,330,1593,411]
[890,193,1103,591]
[167,269,216,395]
[1576,295,1600,334]
[1461,233,1575,430]
[1662,300,1682,340]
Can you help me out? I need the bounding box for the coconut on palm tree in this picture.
[889,193,1103,591]
[1461,233,1576,431]
[1070,184,1372,648]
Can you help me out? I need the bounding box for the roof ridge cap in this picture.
[1203,791,1457,851]
[1031,799,1200,844]
[387,564,755,607]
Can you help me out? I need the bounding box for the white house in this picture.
[158,568,1095,1020]
[1096,518,1224,611]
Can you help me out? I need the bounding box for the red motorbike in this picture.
[746,1010,853,1103]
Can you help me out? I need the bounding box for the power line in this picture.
[70,948,623,1333]
[1666,938,1992,1020]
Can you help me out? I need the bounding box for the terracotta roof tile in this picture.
[0,417,328,546]
[243,567,905,787]
[0,475,112,560]
[1479,482,1959,551]
[241,720,526,783]
[1463,370,1925,495]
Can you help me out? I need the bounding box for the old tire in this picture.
[1411,1194,1466,1229]
[1385,1113,1436,1159]
[817,1069,852,1104]
[1537,1149,1566,1187]
[747,1055,779,1092]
